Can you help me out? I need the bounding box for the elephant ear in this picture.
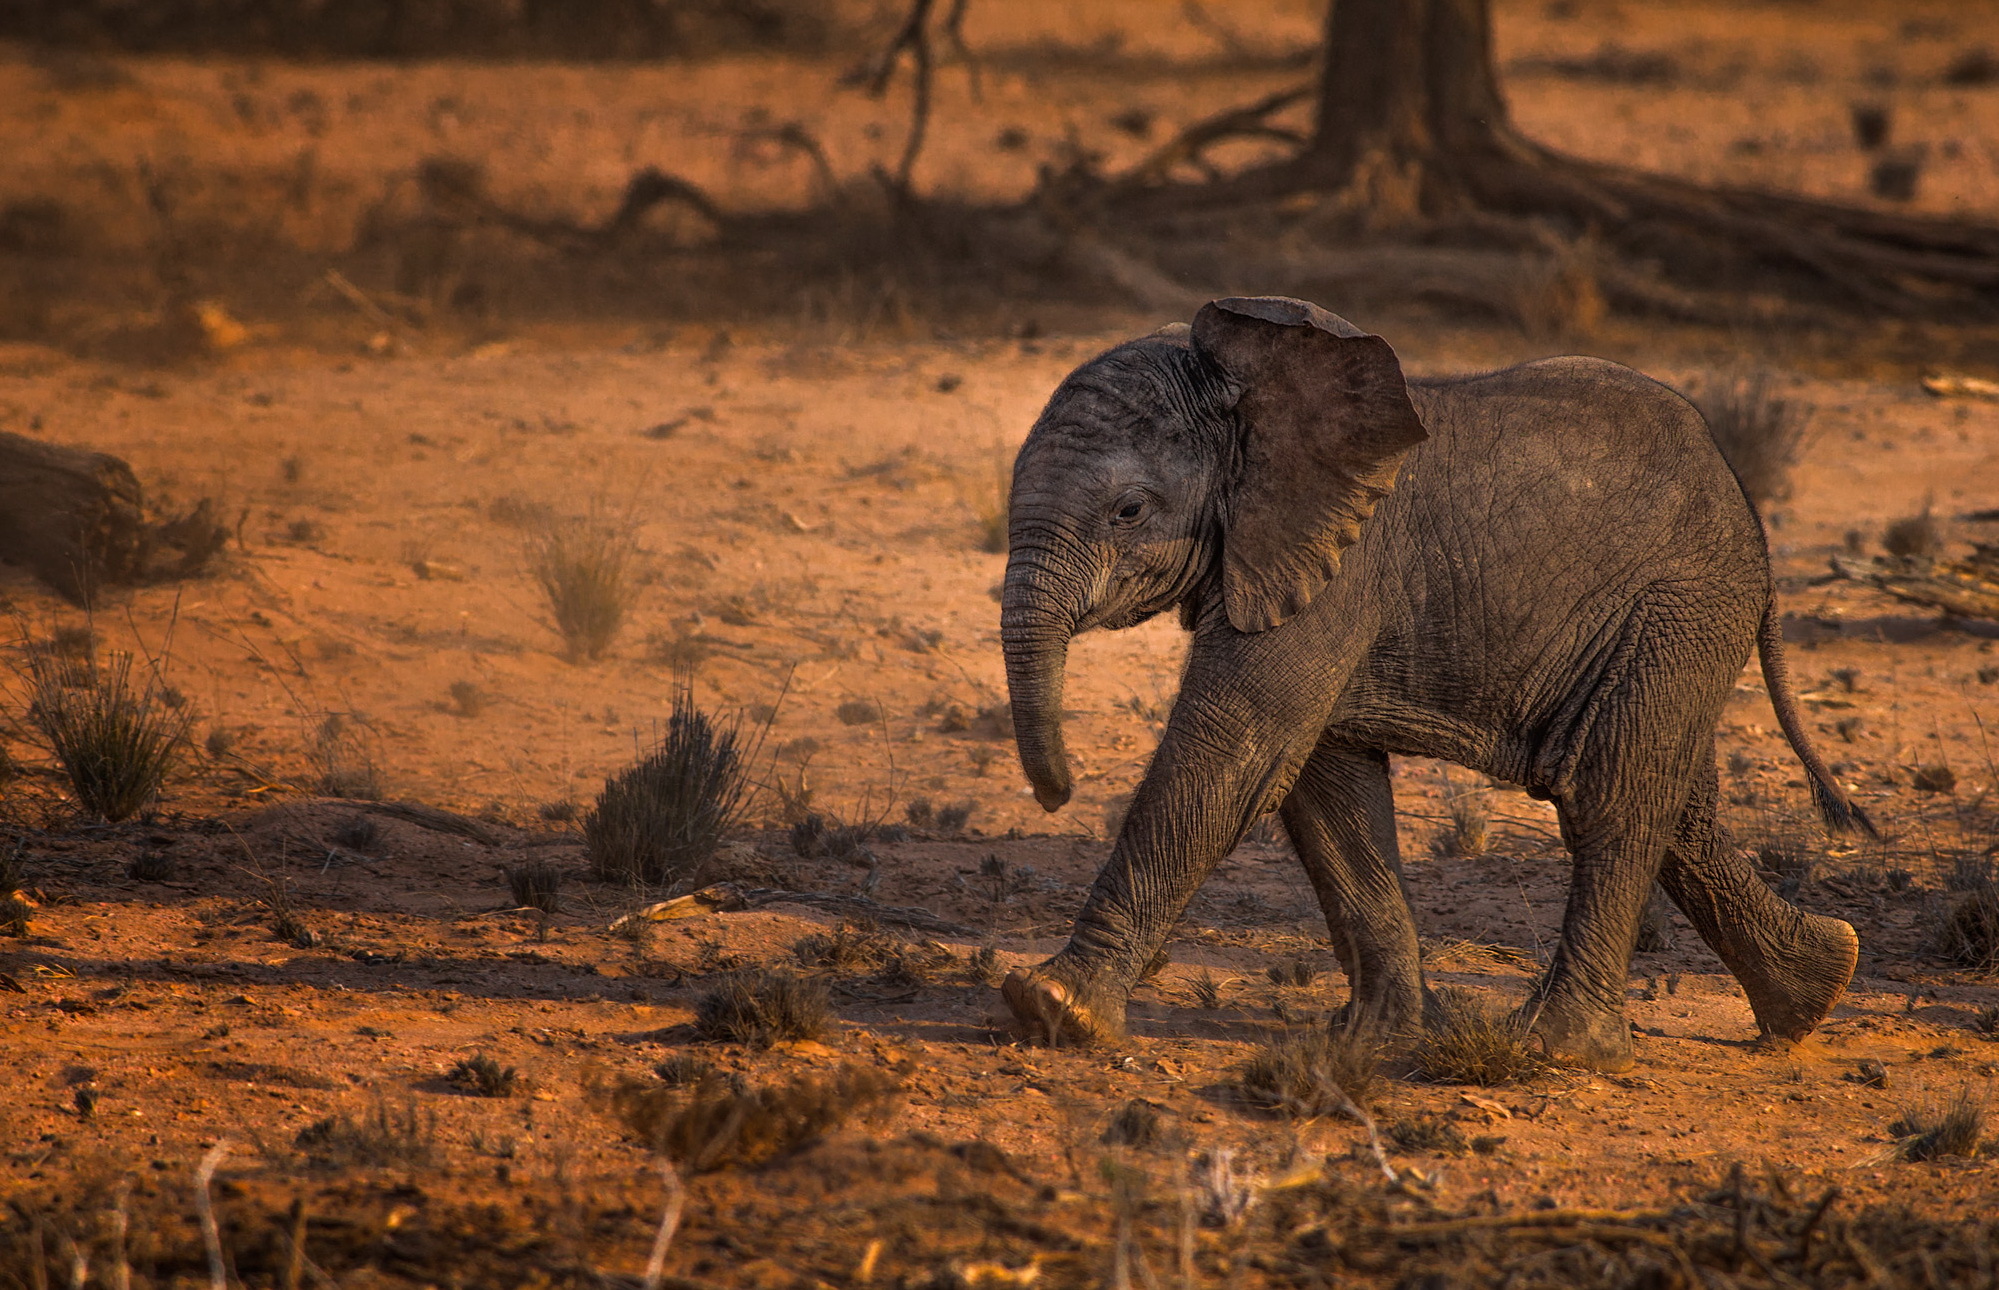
[1192,296,1428,633]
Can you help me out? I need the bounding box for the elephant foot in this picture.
[1733,912,1859,1042]
[1001,963,1128,1046]
[1517,994,1634,1072]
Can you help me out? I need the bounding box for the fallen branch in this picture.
[610,881,979,938]
[1830,550,1999,621]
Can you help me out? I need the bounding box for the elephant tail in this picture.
[1757,594,1879,839]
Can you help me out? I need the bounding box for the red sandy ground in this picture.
[2,1,1999,1284]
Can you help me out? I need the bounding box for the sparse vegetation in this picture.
[23,649,192,822]
[1191,969,1225,1010]
[1693,370,1813,506]
[524,511,641,661]
[1102,1098,1165,1148]
[1433,773,1492,859]
[1884,509,1944,561]
[694,968,830,1047]
[1388,1115,1471,1155]
[1234,1026,1378,1118]
[1934,883,1999,972]
[449,1054,520,1097]
[293,1094,437,1170]
[331,813,382,851]
[309,712,383,800]
[505,860,562,914]
[0,840,29,936]
[608,1062,899,1172]
[584,677,754,887]
[447,679,489,717]
[1414,987,1546,1085]
[1893,1086,1987,1161]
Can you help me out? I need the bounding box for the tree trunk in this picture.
[1300,0,1510,216]
[0,431,225,606]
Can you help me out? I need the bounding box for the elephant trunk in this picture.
[1001,571,1079,812]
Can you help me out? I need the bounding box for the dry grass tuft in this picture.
[0,841,30,936]
[505,860,563,915]
[1433,774,1492,859]
[1934,884,1999,972]
[584,676,753,887]
[524,511,641,661]
[1415,987,1545,1086]
[449,1054,520,1097]
[608,1062,898,1172]
[294,1094,437,1170]
[309,712,383,800]
[1694,371,1813,506]
[790,919,949,984]
[1892,1086,1987,1161]
[1235,1026,1378,1118]
[1883,509,1944,561]
[24,649,192,823]
[1101,1098,1165,1148]
[694,968,830,1047]
[1388,1115,1470,1155]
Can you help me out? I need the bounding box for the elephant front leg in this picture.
[1003,725,1306,1045]
[1281,741,1426,1037]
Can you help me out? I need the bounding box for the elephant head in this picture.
[1002,296,1428,810]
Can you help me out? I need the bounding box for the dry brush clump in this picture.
[1234,1025,1379,1118]
[449,1054,521,1097]
[584,678,754,887]
[524,510,642,661]
[1692,370,1813,507]
[607,1061,899,1173]
[293,1094,437,1170]
[1892,1085,1988,1162]
[1933,881,1999,972]
[1414,987,1546,1085]
[694,968,830,1047]
[23,648,192,822]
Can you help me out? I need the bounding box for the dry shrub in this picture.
[794,920,951,988]
[1970,1005,1999,1037]
[694,968,830,1047]
[1388,1115,1470,1155]
[505,860,563,914]
[584,677,752,887]
[447,679,488,718]
[1893,1086,1987,1161]
[1235,1026,1378,1118]
[607,1062,899,1173]
[1415,987,1545,1085]
[1694,370,1813,506]
[294,1094,436,1170]
[1934,884,1999,971]
[449,1054,520,1097]
[309,712,383,799]
[0,840,29,936]
[24,649,191,822]
[1102,1098,1165,1148]
[1883,509,1944,561]
[525,512,641,661]
[1433,775,1491,859]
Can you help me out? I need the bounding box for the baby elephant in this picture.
[998,295,1867,1071]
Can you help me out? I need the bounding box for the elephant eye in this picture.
[1112,497,1146,524]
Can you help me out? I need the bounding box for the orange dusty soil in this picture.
[3,1,1999,1285]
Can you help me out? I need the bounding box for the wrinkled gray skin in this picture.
[999,296,1865,1071]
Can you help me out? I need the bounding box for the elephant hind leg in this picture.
[1281,742,1427,1038]
[1659,760,1857,1042]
